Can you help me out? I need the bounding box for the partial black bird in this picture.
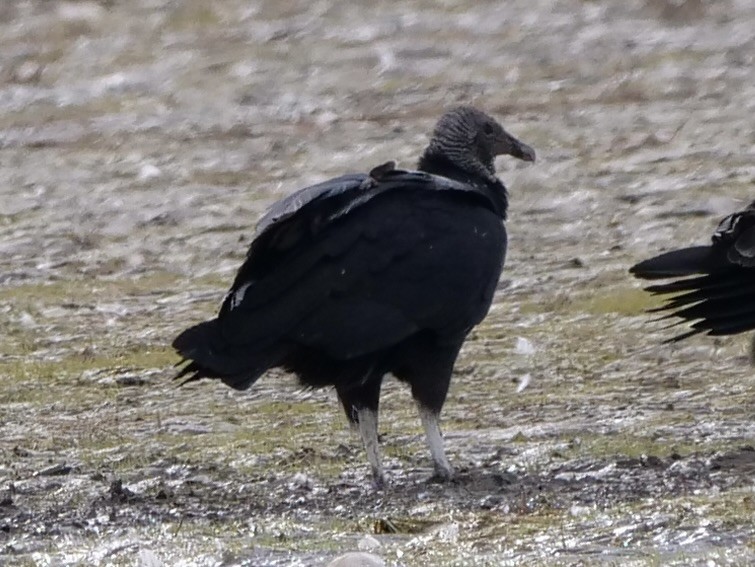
[630,200,755,342]
[173,106,536,486]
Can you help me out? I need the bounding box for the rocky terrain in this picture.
[1,0,753,565]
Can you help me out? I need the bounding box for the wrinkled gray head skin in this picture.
[425,106,535,182]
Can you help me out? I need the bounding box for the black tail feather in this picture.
[632,246,755,341]
[643,272,743,295]
[646,277,752,311]
[704,312,755,335]
[172,319,283,390]
[679,297,755,322]
[629,246,717,279]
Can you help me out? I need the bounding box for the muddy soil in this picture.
[1,0,754,565]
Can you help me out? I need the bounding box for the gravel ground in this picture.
[1,1,754,565]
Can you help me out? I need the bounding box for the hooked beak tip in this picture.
[512,140,536,163]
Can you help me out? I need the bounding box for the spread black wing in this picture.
[630,201,755,341]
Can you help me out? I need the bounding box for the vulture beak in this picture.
[497,132,536,162]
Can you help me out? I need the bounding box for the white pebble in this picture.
[516,373,531,393]
[515,337,536,355]
[138,164,162,181]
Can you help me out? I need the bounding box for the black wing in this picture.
[173,165,504,382]
[221,164,488,315]
[630,201,755,341]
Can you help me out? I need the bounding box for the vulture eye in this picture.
[483,123,495,135]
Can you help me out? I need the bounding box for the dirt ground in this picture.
[1,0,754,565]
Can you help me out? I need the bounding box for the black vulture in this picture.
[630,200,755,342]
[173,107,536,486]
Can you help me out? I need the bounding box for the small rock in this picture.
[12,60,43,84]
[37,463,72,477]
[641,454,664,468]
[357,535,381,552]
[13,447,31,458]
[138,164,162,181]
[115,374,147,387]
[479,495,501,509]
[290,472,313,490]
[18,312,37,329]
[109,479,136,502]
[516,373,531,393]
[315,110,339,128]
[515,337,535,356]
[327,552,386,567]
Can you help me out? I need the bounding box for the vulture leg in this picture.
[337,372,386,488]
[418,406,453,481]
[399,340,461,482]
[356,407,384,488]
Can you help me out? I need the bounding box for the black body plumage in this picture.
[173,107,535,485]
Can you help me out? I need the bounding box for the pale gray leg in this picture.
[356,407,385,488]
[419,406,454,481]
